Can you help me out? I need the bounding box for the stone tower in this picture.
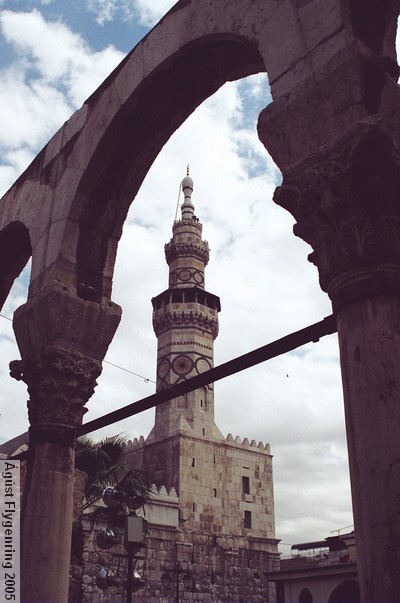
[145,169,223,490]
[121,172,279,601]
[144,174,274,538]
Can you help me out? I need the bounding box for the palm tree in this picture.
[76,433,129,510]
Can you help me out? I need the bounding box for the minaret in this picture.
[136,172,278,586]
[147,169,222,446]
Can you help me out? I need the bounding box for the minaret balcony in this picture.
[152,287,221,312]
[152,299,220,338]
[165,240,209,265]
[172,217,203,234]
[152,288,220,338]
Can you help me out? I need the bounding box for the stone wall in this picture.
[78,482,279,603]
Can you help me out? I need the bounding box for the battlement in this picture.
[150,483,178,500]
[125,436,145,451]
[225,433,270,454]
[144,484,179,528]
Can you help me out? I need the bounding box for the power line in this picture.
[103,360,155,384]
[0,312,155,384]
[0,313,12,321]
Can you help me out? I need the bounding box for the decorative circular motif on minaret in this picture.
[157,359,170,379]
[172,354,194,375]
[179,269,191,281]
[193,270,204,285]
[195,357,212,374]
[168,268,204,287]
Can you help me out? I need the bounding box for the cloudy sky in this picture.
[0,0,368,553]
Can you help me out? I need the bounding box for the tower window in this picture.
[244,511,252,529]
[214,488,217,497]
[203,428,206,436]
[185,290,196,303]
[242,476,250,494]
[191,458,196,467]
[299,588,313,603]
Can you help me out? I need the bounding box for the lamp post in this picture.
[95,485,147,603]
[161,562,194,603]
[125,515,146,603]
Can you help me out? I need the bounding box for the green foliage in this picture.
[75,434,151,512]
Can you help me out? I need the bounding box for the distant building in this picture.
[267,532,359,603]
[95,172,280,602]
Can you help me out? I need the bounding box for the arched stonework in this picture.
[0,0,382,306]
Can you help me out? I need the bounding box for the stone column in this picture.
[271,119,400,602]
[10,283,121,603]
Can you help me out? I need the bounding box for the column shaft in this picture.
[337,295,400,602]
[21,441,75,602]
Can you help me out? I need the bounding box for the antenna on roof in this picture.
[174,165,189,222]
[174,181,181,222]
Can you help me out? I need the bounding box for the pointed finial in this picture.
[181,166,194,219]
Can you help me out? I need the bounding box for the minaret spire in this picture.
[148,169,222,451]
[181,165,195,220]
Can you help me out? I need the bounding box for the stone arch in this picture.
[0,0,366,305]
[74,33,266,300]
[328,579,360,603]
[0,222,31,310]
[299,587,313,603]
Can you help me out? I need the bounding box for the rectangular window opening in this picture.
[242,476,250,494]
[244,510,252,529]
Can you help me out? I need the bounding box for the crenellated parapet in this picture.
[125,435,145,451]
[226,433,271,454]
[149,484,178,499]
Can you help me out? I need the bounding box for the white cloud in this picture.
[87,0,119,26]
[134,0,176,26]
[0,9,125,192]
[0,65,73,151]
[0,9,125,107]
[86,0,177,27]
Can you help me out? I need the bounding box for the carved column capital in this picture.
[10,346,102,441]
[274,119,400,310]
[10,282,121,441]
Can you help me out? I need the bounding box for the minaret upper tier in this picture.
[149,170,222,444]
[164,174,210,290]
